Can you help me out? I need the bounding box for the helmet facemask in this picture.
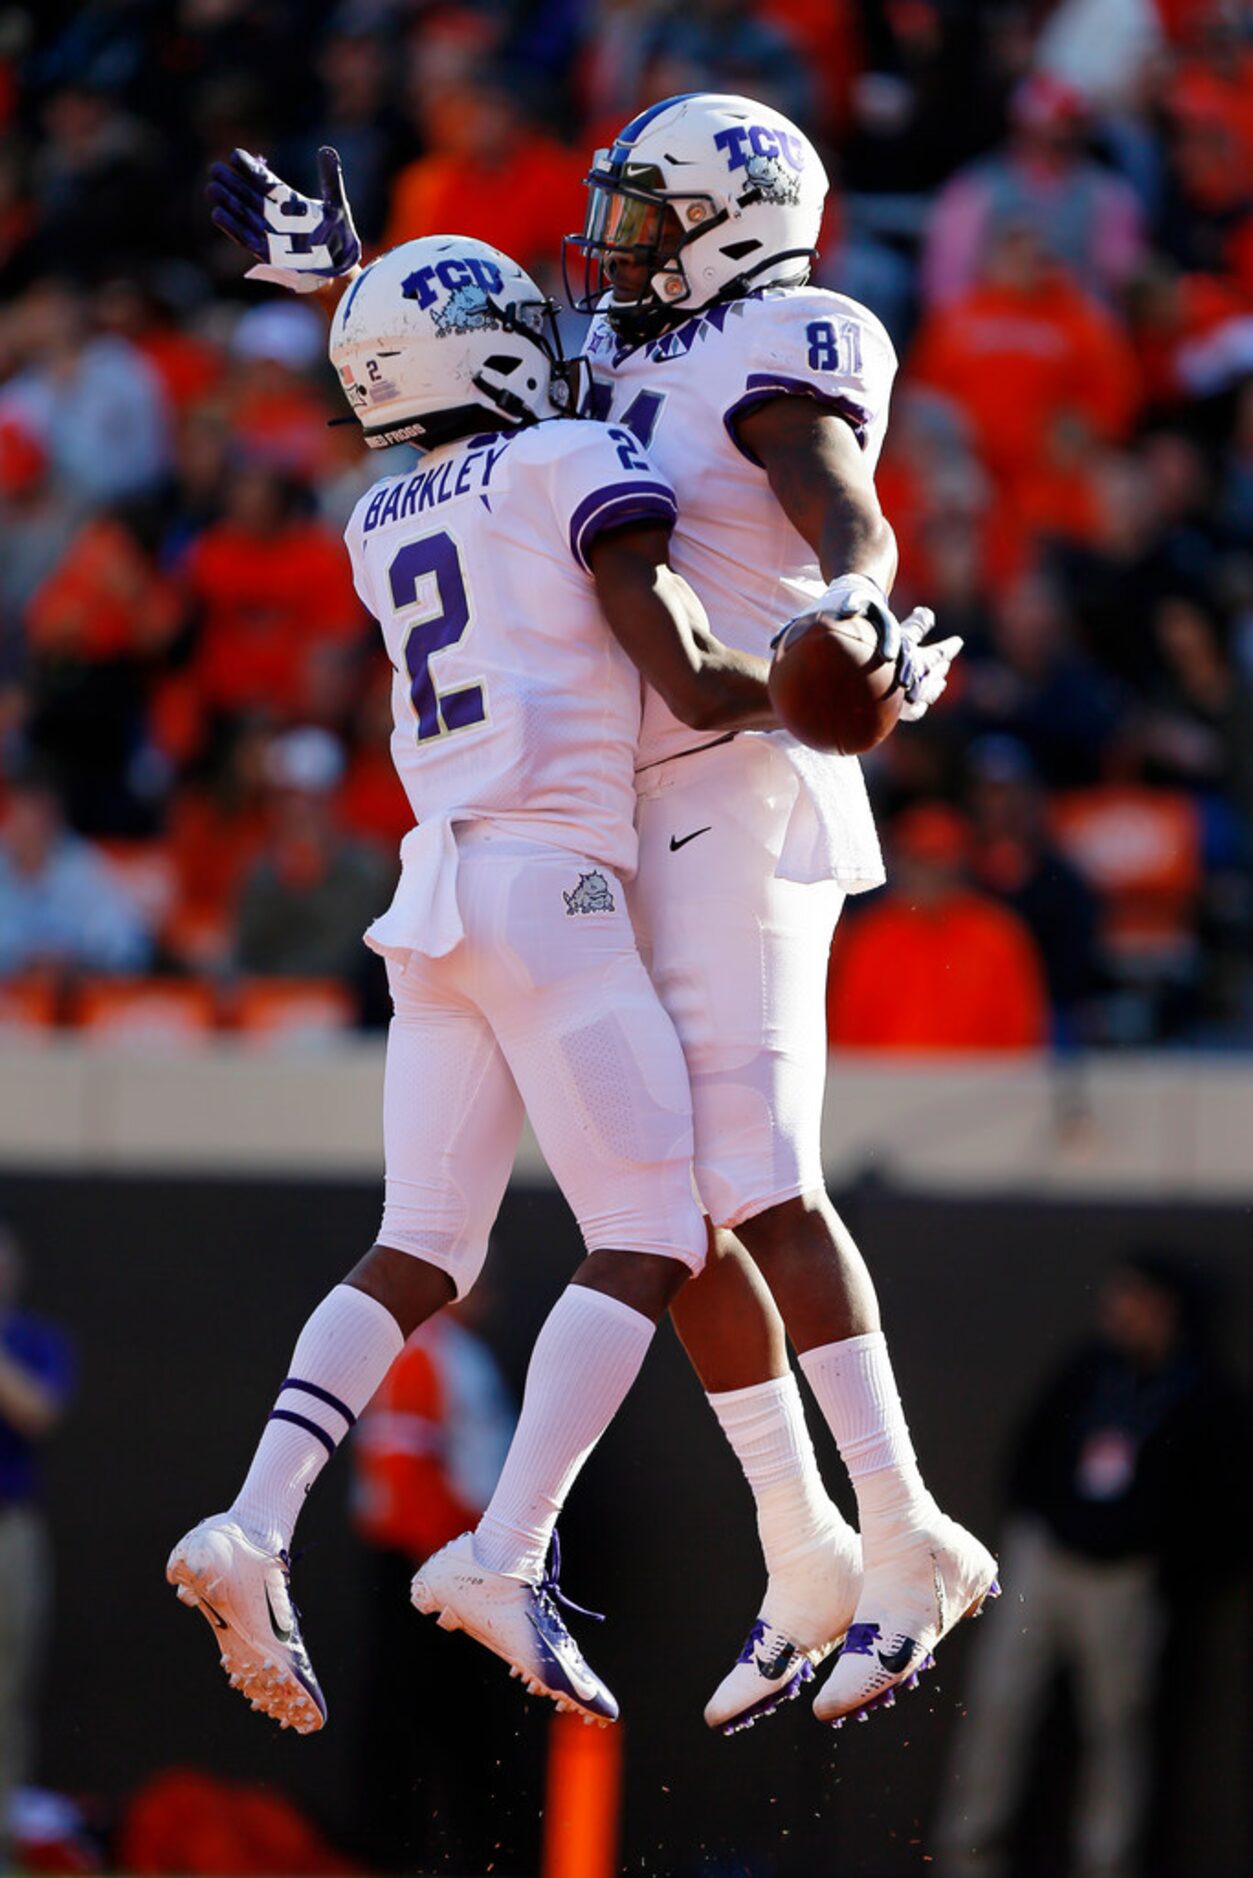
[564,160,726,346]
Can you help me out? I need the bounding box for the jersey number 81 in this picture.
[805,319,863,375]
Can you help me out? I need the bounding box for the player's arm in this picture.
[740,396,960,720]
[588,523,775,732]
[739,395,897,596]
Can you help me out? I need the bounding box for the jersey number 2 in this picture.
[388,533,486,743]
[587,381,665,450]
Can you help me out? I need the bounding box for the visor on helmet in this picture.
[583,169,684,255]
[563,158,718,342]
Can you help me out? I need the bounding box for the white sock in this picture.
[231,1285,405,1553]
[708,1372,850,1575]
[474,1286,654,1582]
[798,1331,935,1549]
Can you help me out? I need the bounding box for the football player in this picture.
[168,233,777,1732]
[563,94,995,1734]
[206,107,995,1737]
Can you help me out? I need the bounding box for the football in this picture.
[768,607,902,755]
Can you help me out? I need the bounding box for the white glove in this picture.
[773,578,962,723]
[801,572,902,664]
[207,146,361,293]
[896,607,964,722]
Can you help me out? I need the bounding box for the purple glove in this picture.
[207,146,361,292]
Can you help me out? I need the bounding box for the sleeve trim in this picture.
[568,480,678,571]
[723,374,871,465]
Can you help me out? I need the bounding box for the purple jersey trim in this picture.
[723,374,870,465]
[568,480,678,571]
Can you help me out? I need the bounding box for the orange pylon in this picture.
[541,1711,623,1878]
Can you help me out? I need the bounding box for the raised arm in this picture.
[588,522,775,733]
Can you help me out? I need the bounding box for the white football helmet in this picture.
[565,93,828,345]
[329,235,572,450]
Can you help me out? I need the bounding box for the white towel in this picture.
[363,815,465,965]
[773,736,886,893]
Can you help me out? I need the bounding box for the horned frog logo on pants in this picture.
[563,870,616,916]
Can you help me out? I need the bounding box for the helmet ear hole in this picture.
[722,239,761,261]
[483,354,521,375]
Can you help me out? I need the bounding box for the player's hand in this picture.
[771,572,901,659]
[812,572,902,665]
[895,607,963,722]
[207,146,361,293]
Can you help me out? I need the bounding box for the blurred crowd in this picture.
[0,0,1250,1049]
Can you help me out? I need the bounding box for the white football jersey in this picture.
[344,418,678,881]
[584,285,897,885]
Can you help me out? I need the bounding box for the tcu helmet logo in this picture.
[563,871,616,916]
[713,123,805,205]
[402,256,506,335]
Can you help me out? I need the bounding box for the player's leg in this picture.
[413,838,706,1723]
[168,956,523,1732]
[734,1187,999,1725]
[631,740,863,1728]
[687,830,999,1731]
[669,1226,863,1730]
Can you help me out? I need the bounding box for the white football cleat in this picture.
[705,1520,863,1734]
[412,1531,618,1726]
[166,1514,326,1734]
[812,1511,999,1727]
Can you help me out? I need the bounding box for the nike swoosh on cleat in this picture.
[754,1640,800,1682]
[265,1588,294,1644]
[877,1637,918,1675]
[669,827,711,851]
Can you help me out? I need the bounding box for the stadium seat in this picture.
[232,977,355,1048]
[73,977,219,1047]
[0,974,60,1036]
[1049,784,1202,974]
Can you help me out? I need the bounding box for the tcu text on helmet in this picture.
[403,255,505,310]
[713,123,806,174]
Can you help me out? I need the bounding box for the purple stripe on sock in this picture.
[268,1408,337,1457]
[279,1376,357,1427]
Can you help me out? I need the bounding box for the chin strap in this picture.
[608,249,818,347]
[470,374,539,426]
